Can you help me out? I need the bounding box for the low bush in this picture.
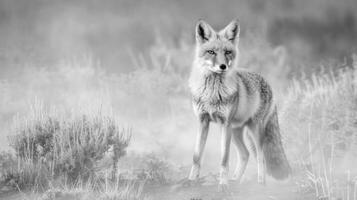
[4,105,131,190]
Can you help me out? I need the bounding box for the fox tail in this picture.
[263,107,291,179]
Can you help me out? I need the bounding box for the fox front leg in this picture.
[219,123,232,191]
[189,114,210,180]
[231,126,249,183]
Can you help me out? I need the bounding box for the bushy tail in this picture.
[263,107,291,180]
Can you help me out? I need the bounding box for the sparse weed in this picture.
[137,153,174,184]
[116,152,184,186]
[39,177,145,200]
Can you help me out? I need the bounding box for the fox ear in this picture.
[196,20,215,44]
[222,19,240,43]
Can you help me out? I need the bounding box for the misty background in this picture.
[0,0,356,172]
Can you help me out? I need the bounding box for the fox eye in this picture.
[206,50,215,55]
[225,50,232,55]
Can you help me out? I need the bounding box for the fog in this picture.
[0,0,356,76]
[0,0,356,174]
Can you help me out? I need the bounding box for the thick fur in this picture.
[188,19,290,185]
[263,107,291,179]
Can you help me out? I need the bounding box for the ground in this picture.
[0,175,315,200]
[146,177,313,200]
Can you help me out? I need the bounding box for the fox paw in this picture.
[218,183,229,193]
[218,172,229,192]
[189,165,200,180]
[257,176,266,185]
[231,173,243,182]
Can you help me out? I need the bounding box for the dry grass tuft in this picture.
[281,54,357,199]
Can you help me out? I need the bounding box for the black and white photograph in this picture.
[0,0,356,199]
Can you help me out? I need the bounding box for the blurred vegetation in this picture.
[280,55,357,199]
[0,0,356,199]
[0,0,356,77]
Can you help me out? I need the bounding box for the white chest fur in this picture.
[190,74,238,123]
[191,75,261,127]
[192,99,232,122]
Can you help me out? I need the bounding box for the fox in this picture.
[188,19,291,190]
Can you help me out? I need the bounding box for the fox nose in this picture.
[219,64,227,70]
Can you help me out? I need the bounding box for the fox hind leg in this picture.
[247,121,266,185]
[231,126,249,183]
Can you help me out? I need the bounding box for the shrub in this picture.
[6,104,131,189]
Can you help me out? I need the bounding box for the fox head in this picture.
[194,19,240,74]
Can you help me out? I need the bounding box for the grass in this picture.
[37,177,145,200]
[1,60,355,199]
[1,54,357,199]
[1,101,138,197]
[0,28,356,199]
[125,36,357,199]
[0,101,182,199]
[0,1,355,199]
[280,54,357,199]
